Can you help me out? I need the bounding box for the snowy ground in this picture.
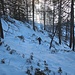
[0,18,75,75]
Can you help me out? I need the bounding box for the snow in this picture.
[0,18,75,75]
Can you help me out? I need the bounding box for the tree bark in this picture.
[26,0,28,22]
[53,3,55,34]
[44,0,46,30]
[58,0,62,44]
[32,0,35,31]
[1,0,5,15]
[0,18,4,39]
[70,0,74,51]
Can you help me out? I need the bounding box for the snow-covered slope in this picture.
[0,18,75,75]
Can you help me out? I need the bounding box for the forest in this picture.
[0,0,75,75]
[0,0,75,50]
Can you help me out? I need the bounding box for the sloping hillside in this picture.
[0,17,75,75]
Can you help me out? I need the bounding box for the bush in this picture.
[44,60,48,66]
[17,35,25,42]
[6,46,11,51]
[30,53,33,60]
[22,54,25,58]
[30,65,33,71]
[26,68,31,75]
[37,62,40,67]
[58,67,62,75]
[34,68,46,75]
[9,50,16,54]
[1,59,5,64]
[26,58,32,64]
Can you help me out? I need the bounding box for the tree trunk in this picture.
[32,0,35,31]
[18,6,20,20]
[26,0,28,22]
[58,0,62,44]
[44,0,46,30]
[70,0,74,51]
[53,4,55,34]
[0,18,4,39]
[1,0,5,15]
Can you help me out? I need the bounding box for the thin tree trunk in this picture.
[44,0,45,30]
[0,0,4,39]
[65,20,68,41]
[0,18,4,39]
[18,6,20,20]
[69,0,74,50]
[58,0,62,44]
[1,0,5,15]
[49,25,58,49]
[32,0,35,31]
[70,0,74,51]
[53,4,55,34]
[26,0,28,22]
[13,1,16,19]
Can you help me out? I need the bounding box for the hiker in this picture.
[37,37,42,44]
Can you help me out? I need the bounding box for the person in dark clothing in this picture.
[37,37,42,44]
